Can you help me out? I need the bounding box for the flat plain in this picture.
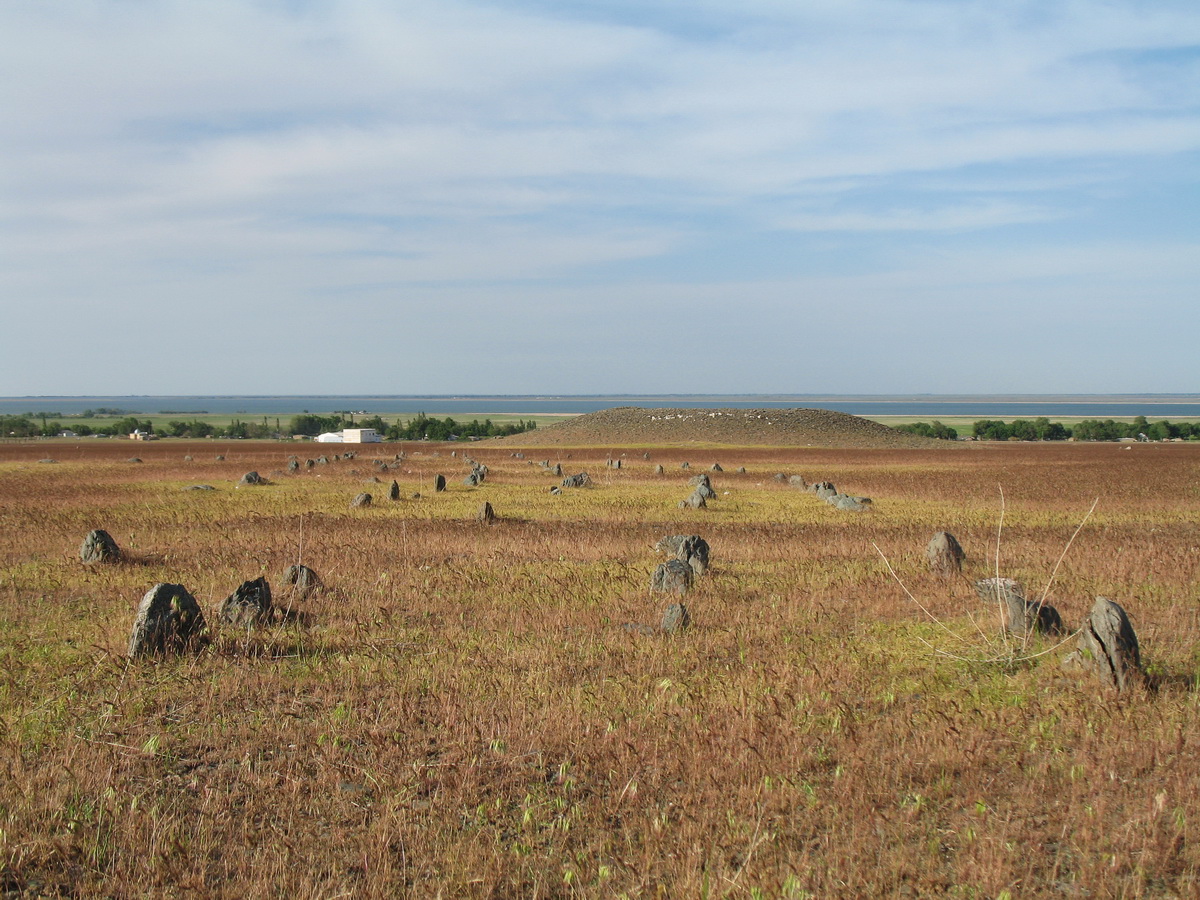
[1,435,1199,898]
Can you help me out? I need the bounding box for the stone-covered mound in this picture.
[502,407,944,448]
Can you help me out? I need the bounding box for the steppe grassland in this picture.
[1,439,1199,898]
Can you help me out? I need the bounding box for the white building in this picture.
[316,428,382,443]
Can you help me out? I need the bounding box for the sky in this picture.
[2,0,1198,396]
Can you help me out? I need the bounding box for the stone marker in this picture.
[835,495,872,512]
[183,484,215,491]
[974,578,1064,636]
[549,486,562,495]
[463,472,481,486]
[350,492,372,509]
[736,466,746,474]
[813,482,837,499]
[305,459,315,469]
[695,484,717,501]
[81,529,121,564]
[926,531,965,575]
[389,480,400,501]
[653,464,665,475]
[127,457,142,464]
[128,583,208,658]
[434,474,447,492]
[282,564,321,599]
[215,455,225,461]
[788,475,807,488]
[561,472,590,489]
[680,462,690,470]
[661,603,691,634]
[1066,597,1142,691]
[651,559,693,595]
[773,473,787,482]
[238,471,263,486]
[219,576,273,628]
[657,534,710,576]
[688,473,712,489]
[680,490,707,509]
[477,501,496,525]
[710,463,723,472]
[38,459,56,464]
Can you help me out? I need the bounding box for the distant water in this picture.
[3,395,1200,419]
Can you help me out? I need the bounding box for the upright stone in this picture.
[926,531,965,575]
[680,490,707,509]
[128,584,208,657]
[661,603,691,634]
[389,480,401,501]
[239,471,263,486]
[1074,597,1142,691]
[282,564,321,599]
[477,501,497,525]
[219,576,273,628]
[651,559,693,595]
[653,464,665,475]
[975,578,1064,636]
[434,474,447,493]
[80,529,121,564]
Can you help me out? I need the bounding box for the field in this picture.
[2,437,1199,897]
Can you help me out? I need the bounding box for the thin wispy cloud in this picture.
[1,0,1197,394]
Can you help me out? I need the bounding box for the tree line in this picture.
[894,416,1200,442]
[287,412,536,441]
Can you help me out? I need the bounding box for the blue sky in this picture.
[2,0,1198,395]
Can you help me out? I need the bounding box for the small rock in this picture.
[184,484,215,491]
[238,471,263,486]
[80,529,121,564]
[651,559,693,595]
[561,473,590,489]
[926,531,965,575]
[281,564,321,599]
[219,576,273,628]
[661,603,691,634]
[350,492,373,509]
[128,583,208,657]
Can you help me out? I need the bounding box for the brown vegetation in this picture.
[501,406,942,448]
[1,438,1199,897]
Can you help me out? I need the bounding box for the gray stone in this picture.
[651,559,693,595]
[463,472,481,486]
[788,475,807,488]
[38,458,56,464]
[80,529,121,564]
[710,463,723,472]
[561,472,590,489]
[680,462,690,470]
[305,459,315,469]
[736,467,746,474]
[773,473,787,482]
[183,484,215,491]
[681,490,707,509]
[434,474,447,492]
[688,473,712,489]
[694,484,717,501]
[219,576,273,628]
[813,482,837,499]
[657,534,710,576]
[661,603,691,634]
[350,492,373,508]
[653,465,665,475]
[287,459,300,473]
[239,471,264,486]
[975,578,1064,636]
[551,463,563,477]
[1069,597,1142,691]
[835,496,872,512]
[389,480,401,501]
[926,531,965,575]
[215,455,225,461]
[281,564,321,599]
[477,502,496,525]
[128,583,208,657]
[127,457,142,464]
[549,486,562,495]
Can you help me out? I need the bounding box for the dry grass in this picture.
[1,438,1199,897]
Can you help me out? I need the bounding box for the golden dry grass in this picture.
[1,438,1199,897]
